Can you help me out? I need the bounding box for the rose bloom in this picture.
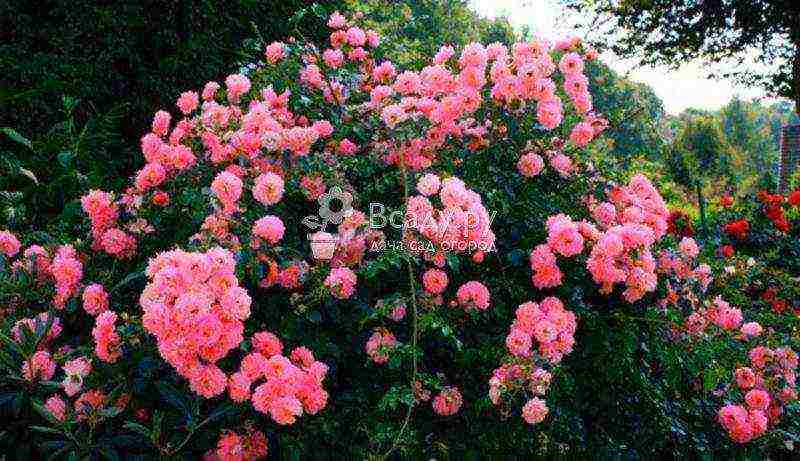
[431,387,462,416]
[422,268,448,294]
[720,195,734,208]
[734,367,756,390]
[522,397,548,424]
[416,174,441,196]
[517,152,544,178]
[740,322,763,339]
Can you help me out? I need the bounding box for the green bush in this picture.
[0,0,343,229]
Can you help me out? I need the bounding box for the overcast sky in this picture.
[469,0,770,115]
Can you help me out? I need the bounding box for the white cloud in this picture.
[469,0,770,114]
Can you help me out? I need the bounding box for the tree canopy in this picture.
[563,0,800,114]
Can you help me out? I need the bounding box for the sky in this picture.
[469,0,769,115]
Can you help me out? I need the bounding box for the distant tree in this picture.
[585,61,667,163]
[348,0,516,68]
[667,114,739,229]
[720,98,778,177]
[562,0,800,114]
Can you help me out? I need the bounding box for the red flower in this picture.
[135,408,150,422]
[789,189,800,207]
[757,190,784,207]
[720,195,734,208]
[723,219,749,240]
[765,205,790,232]
[151,191,170,207]
[721,245,735,258]
[772,299,788,314]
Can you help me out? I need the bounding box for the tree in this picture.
[667,114,739,229]
[562,0,800,114]
[720,98,778,178]
[584,60,667,163]
[347,0,516,68]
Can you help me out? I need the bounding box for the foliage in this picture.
[347,0,516,67]
[0,0,344,229]
[562,0,800,113]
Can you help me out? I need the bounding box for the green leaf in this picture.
[110,271,145,293]
[98,445,120,461]
[1,127,33,150]
[202,402,236,426]
[156,382,192,422]
[123,421,151,438]
[30,425,63,436]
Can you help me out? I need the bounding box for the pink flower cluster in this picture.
[455,280,491,311]
[324,266,357,299]
[61,357,92,396]
[530,174,669,302]
[719,346,798,443]
[504,297,577,363]
[522,397,549,424]
[0,230,21,257]
[82,283,109,316]
[45,395,67,421]
[517,152,544,177]
[210,428,268,461]
[29,10,627,444]
[683,296,747,336]
[230,333,329,425]
[488,364,553,425]
[252,172,284,206]
[529,244,562,289]
[707,296,744,331]
[404,175,495,261]
[139,248,330,421]
[81,190,136,258]
[73,389,109,421]
[140,248,250,397]
[365,329,398,364]
[22,350,56,382]
[212,171,244,215]
[49,245,84,307]
[367,36,605,170]
[252,216,285,246]
[422,268,448,294]
[92,311,121,363]
[490,297,576,425]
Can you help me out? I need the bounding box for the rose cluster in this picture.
[140,248,251,397]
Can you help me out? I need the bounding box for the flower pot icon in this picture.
[309,231,337,260]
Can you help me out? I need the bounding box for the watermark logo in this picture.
[302,188,497,254]
[303,186,354,231]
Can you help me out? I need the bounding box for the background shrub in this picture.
[0,0,343,229]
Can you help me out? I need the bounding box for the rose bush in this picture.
[1,9,799,459]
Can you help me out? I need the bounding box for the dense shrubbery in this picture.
[0,1,343,230]
[1,8,800,460]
